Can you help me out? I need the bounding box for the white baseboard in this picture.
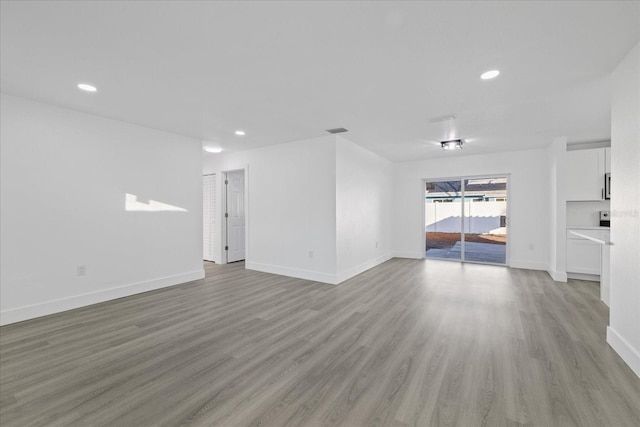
[567,272,600,282]
[392,251,423,259]
[547,269,568,282]
[336,253,392,284]
[509,260,549,271]
[509,261,571,283]
[246,262,339,285]
[0,270,205,326]
[248,254,393,286]
[607,327,640,378]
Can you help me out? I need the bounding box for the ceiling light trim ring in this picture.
[480,70,500,80]
[77,83,97,92]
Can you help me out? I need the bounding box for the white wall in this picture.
[203,135,338,283]
[607,42,640,378]
[202,174,217,261]
[203,135,394,285]
[336,136,393,282]
[548,137,567,281]
[566,201,610,227]
[0,94,204,325]
[392,148,550,271]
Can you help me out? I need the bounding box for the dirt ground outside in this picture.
[426,232,506,251]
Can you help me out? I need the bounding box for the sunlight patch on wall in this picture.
[125,193,187,212]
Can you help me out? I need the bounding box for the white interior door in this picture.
[203,174,216,261]
[226,170,245,262]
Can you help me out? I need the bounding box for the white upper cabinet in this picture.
[605,146,611,174]
[566,148,606,201]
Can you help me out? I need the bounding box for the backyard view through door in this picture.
[425,176,507,264]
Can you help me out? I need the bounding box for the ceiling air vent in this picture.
[429,114,456,123]
[326,128,348,134]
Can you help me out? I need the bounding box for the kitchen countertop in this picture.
[566,225,611,230]
[568,229,612,245]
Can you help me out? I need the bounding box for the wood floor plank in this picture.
[1,259,639,426]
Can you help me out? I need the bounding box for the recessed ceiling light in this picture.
[77,83,97,92]
[480,70,500,80]
[204,146,223,153]
[235,130,246,136]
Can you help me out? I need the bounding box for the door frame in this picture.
[421,173,511,266]
[220,167,249,265]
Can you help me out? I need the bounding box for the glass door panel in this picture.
[425,180,463,261]
[462,177,507,264]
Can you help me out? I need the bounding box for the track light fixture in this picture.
[441,139,464,150]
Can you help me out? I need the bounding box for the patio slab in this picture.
[426,241,506,264]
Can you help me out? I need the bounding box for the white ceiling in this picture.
[1,1,638,161]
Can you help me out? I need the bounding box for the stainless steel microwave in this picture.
[605,173,611,199]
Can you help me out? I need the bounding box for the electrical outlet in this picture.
[375,241,378,248]
[529,243,535,250]
[308,250,314,259]
[77,265,86,276]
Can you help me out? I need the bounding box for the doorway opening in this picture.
[424,175,508,265]
[224,170,246,263]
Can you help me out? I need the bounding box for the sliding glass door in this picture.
[425,180,463,261]
[425,176,508,265]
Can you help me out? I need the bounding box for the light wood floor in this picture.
[1,259,639,426]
